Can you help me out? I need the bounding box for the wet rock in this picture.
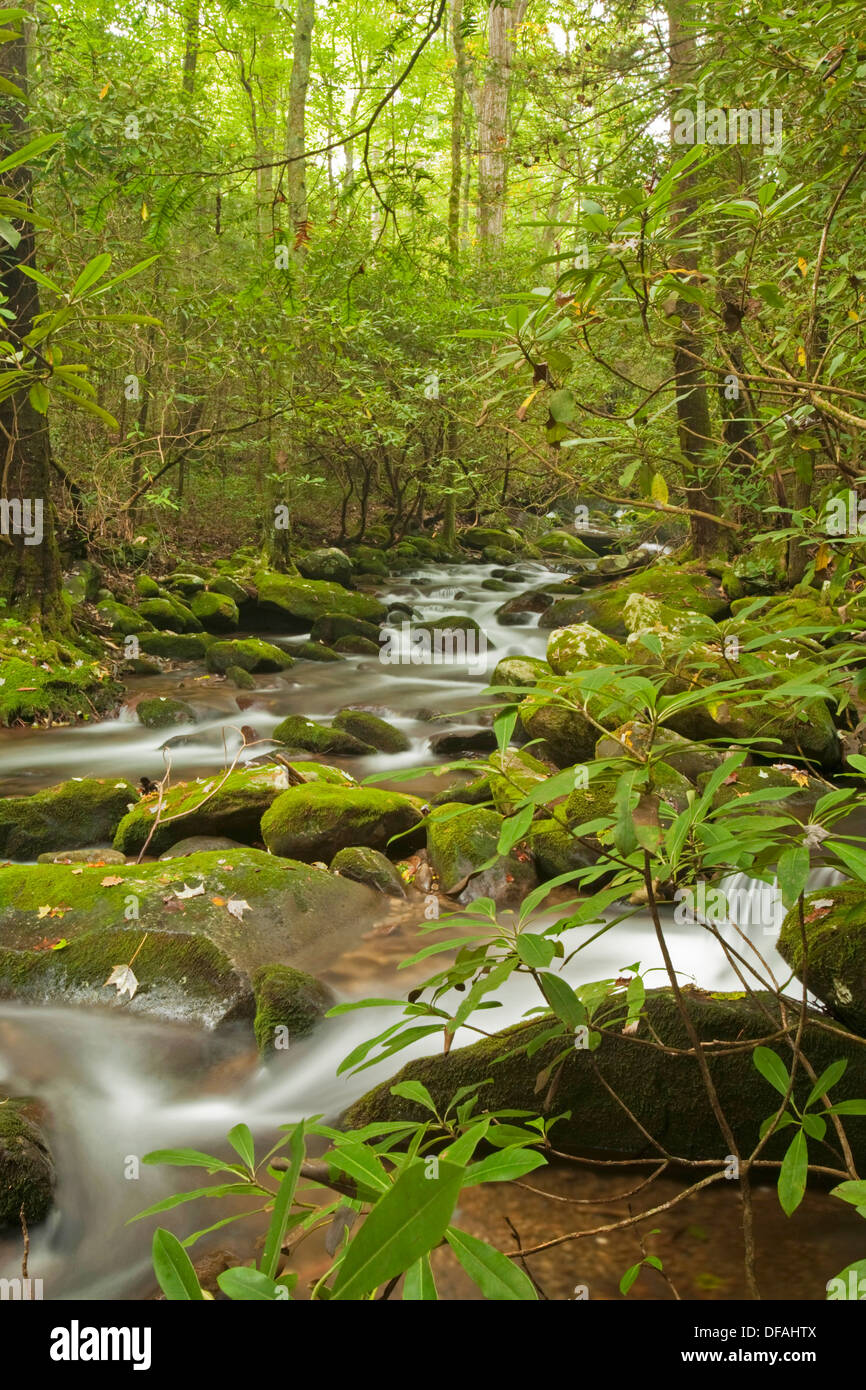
[430,773,492,808]
[206,638,294,675]
[272,715,373,756]
[546,623,627,676]
[122,658,161,676]
[0,849,378,1029]
[190,591,240,633]
[344,988,866,1167]
[252,964,334,1052]
[428,728,497,756]
[138,632,212,662]
[37,847,127,865]
[166,572,208,597]
[529,818,601,881]
[296,548,354,585]
[537,529,598,559]
[518,691,613,766]
[158,835,247,859]
[0,1097,55,1227]
[113,765,290,856]
[136,697,197,729]
[488,748,551,815]
[539,563,728,638]
[333,709,410,753]
[288,641,344,662]
[426,802,536,906]
[226,664,255,690]
[490,655,552,693]
[333,635,380,656]
[461,527,521,552]
[779,885,866,1036]
[310,614,380,645]
[596,722,726,783]
[330,845,408,897]
[261,783,425,862]
[0,777,138,861]
[495,589,554,622]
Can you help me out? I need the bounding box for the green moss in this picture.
[488,749,550,815]
[136,697,197,729]
[0,1098,54,1226]
[518,688,617,767]
[206,638,294,674]
[334,635,380,656]
[696,764,825,817]
[332,709,410,752]
[289,641,344,662]
[430,773,492,808]
[529,818,599,880]
[166,572,208,596]
[779,885,866,1035]
[113,765,289,856]
[0,620,122,726]
[138,632,212,661]
[539,562,728,638]
[134,575,161,598]
[226,664,255,689]
[0,776,137,860]
[261,783,424,861]
[252,964,333,1051]
[138,598,203,633]
[537,529,597,558]
[190,591,239,633]
[62,560,101,605]
[97,599,153,636]
[296,548,354,585]
[254,569,386,627]
[330,845,407,896]
[426,803,503,893]
[271,714,373,756]
[546,623,627,676]
[209,576,250,606]
[461,528,520,552]
[490,655,552,694]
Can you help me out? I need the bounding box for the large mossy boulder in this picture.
[529,818,600,881]
[190,591,239,633]
[595,721,727,783]
[0,628,123,727]
[252,964,334,1052]
[136,696,197,730]
[461,527,520,552]
[113,765,290,857]
[261,783,424,862]
[0,1098,55,1227]
[332,709,410,753]
[539,563,728,638]
[344,988,866,1167]
[208,576,251,608]
[518,688,624,767]
[272,714,373,756]
[0,850,378,1028]
[138,597,203,634]
[426,802,536,906]
[206,638,294,675]
[330,845,408,897]
[779,885,866,1035]
[253,569,386,630]
[296,548,354,586]
[537,529,597,559]
[0,777,137,860]
[546,623,627,676]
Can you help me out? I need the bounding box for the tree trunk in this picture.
[666,0,724,559]
[470,0,527,247]
[0,8,64,625]
[286,0,315,269]
[448,0,466,263]
[181,0,199,95]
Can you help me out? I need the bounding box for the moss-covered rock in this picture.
[430,773,492,808]
[97,599,153,636]
[539,563,728,638]
[190,591,239,633]
[426,802,536,906]
[461,527,520,552]
[332,709,410,753]
[0,849,377,1027]
[0,1097,55,1227]
[779,885,866,1035]
[62,560,101,606]
[529,818,600,880]
[0,777,137,860]
[252,964,334,1052]
[344,987,866,1166]
[113,765,290,856]
[209,576,250,607]
[134,574,161,598]
[333,634,380,656]
[138,632,212,662]
[488,748,550,815]
[166,572,208,597]
[547,623,627,676]
[37,847,126,864]
[330,845,408,897]
[537,529,597,558]
[272,714,373,756]
[518,687,627,767]
[696,764,825,818]
[490,655,552,693]
[253,569,386,629]
[226,664,256,690]
[136,697,197,729]
[289,641,344,662]
[414,614,481,636]
[138,597,203,634]
[205,638,294,675]
[296,547,354,585]
[495,590,554,624]
[595,721,726,783]
[261,783,424,862]
[310,614,380,645]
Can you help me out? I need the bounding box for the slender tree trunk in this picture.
[287,0,314,268]
[181,0,199,95]
[448,0,466,263]
[470,0,527,247]
[0,7,64,625]
[666,0,724,559]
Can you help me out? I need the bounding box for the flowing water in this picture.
[0,557,849,1298]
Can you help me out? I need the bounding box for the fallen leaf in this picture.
[101,874,124,886]
[211,896,226,906]
[226,899,252,920]
[174,882,205,899]
[104,964,138,1000]
[37,905,51,919]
